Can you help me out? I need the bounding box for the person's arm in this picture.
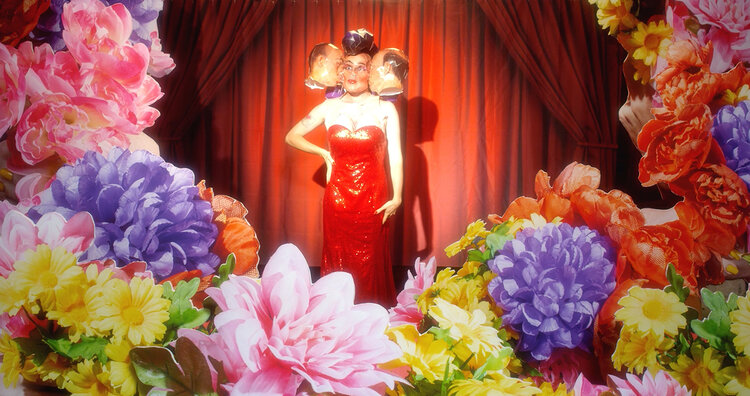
[285,101,334,181]
[375,100,403,224]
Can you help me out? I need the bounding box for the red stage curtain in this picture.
[477,0,623,188]
[156,0,622,268]
[152,0,275,158]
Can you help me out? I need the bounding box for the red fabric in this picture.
[153,0,275,150]
[323,123,395,305]
[156,0,622,269]
[477,0,623,188]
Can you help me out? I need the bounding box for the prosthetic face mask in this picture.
[368,49,408,96]
[305,44,344,89]
[340,54,371,95]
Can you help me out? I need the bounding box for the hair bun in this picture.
[342,28,378,57]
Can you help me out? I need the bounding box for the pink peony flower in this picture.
[61,0,150,90]
[181,244,403,396]
[0,209,95,277]
[676,0,750,72]
[0,43,25,138]
[388,257,436,326]
[573,373,610,396]
[610,370,691,396]
[147,30,175,78]
[14,93,133,164]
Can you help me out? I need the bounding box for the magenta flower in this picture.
[0,44,25,139]
[610,370,691,396]
[181,244,402,395]
[573,374,610,396]
[676,0,750,72]
[389,257,436,327]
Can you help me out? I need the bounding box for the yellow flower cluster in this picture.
[612,286,687,374]
[445,220,490,257]
[0,244,171,395]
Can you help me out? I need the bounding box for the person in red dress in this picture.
[285,30,403,305]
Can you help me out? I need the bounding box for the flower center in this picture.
[644,34,661,50]
[123,306,144,326]
[641,298,665,320]
[688,364,713,387]
[40,271,58,289]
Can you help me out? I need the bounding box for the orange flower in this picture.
[617,221,702,289]
[571,186,644,243]
[670,164,750,237]
[637,104,713,186]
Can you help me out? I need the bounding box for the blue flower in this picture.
[712,100,750,190]
[29,148,219,280]
[487,222,615,360]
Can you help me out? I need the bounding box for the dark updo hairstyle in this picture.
[341,28,378,58]
[383,49,409,82]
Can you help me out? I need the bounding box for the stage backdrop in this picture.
[153,0,624,268]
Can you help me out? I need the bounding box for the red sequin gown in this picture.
[322,98,396,306]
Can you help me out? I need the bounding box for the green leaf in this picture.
[484,231,512,256]
[701,288,730,314]
[466,249,484,263]
[664,263,689,302]
[428,327,453,344]
[44,336,109,363]
[211,254,236,287]
[473,347,513,380]
[13,336,52,366]
[130,337,217,395]
[163,278,211,343]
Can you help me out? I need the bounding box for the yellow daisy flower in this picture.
[730,292,750,354]
[612,326,671,374]
[12,244,84,312]
[93,277,170,346]
[63,359,116,396]
[48,265,115,341]
[615,286,687,339]
[721,84,750,107]
[595,0,638,35]
[724,356,750,395]
[669,344,734,396]
[0,333,22,388]
[429,298,503,368]
[105,340,137,396]
[384,324,452,382]
[24,353,69,389]
[449,373,540,396]
[537,381,573,395]
[0,274,30,316]
[418,267,456,313]
[445,220,489,257]
[620,21,673,66]
[456,260,484,277]
[507,213,559,235]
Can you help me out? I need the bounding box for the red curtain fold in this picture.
[153,0,276,157]
[176,0,592,268]
[477,0,623,188]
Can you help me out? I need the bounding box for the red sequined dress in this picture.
[322,97,396,305]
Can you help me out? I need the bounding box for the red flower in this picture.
[571,186,644,244]
[637,104,713,186]
[0,0,50,47]
[671,164,750,237]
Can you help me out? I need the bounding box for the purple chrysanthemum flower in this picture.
[712,100,750,189]
[102,0,163,47]
[29,148,219,280]
[487,222,615,361]
[29,0,69,51]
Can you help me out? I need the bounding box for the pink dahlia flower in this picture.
[573,373,610,396]
[676,0,750,72]
[0,43,25,138]
[181,244,402,395]
[62,0,150,90]
[389,257,436,326]
[610,370,691,396]
[0,209,95,277]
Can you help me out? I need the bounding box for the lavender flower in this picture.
[487,222,615,361]
[29,0,68,51]
[29,148,219,280]
[712,100,750,189]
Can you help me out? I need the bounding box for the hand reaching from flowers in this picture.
[618,56,655,149]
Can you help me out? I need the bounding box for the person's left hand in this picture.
[375,199,401,224]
